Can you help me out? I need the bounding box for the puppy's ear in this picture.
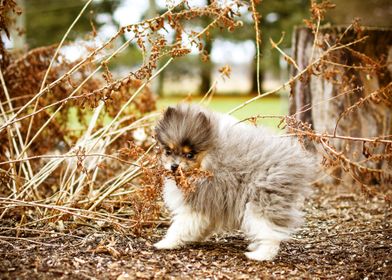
[196,112,210,129]
[155,106,176,144]
[163,106,176,121]
[193,112,213,148]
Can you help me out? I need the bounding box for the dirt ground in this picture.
[0,185,391,280]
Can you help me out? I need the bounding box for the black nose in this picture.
[171,164,179,172]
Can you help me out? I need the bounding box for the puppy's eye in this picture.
[165,149,172,156]
[185,152,195,159]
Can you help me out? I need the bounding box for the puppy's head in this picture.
[155,104,215,172]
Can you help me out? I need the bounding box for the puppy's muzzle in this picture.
[171,163,179,172]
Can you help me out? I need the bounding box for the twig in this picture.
[0,66,34,184]
[0,153,140,167]
[0,226,84,239]
[309,13,321,63]
[0,236,56,246]
[270,34,300,71]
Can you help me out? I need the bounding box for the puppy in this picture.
[154,103,315,261]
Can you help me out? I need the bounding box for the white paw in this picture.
[247,243,258,252]
[153,238,181,250]
[244,243,280,261]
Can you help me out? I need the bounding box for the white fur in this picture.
[162,178,186,214]
[241,202,290,260]
[154,178,212,249]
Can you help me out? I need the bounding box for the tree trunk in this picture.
[290,27,392,185]
[199,36,212,95]
[11,0,26,52]
[199,0,213,96]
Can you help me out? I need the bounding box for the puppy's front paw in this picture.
[153,238,181,250]
[244,243,280,261]
[247,242,258,252]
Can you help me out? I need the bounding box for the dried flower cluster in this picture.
[164,167,213,197]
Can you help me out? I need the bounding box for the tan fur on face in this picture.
[168,143,175,150]
[160,144,207,171]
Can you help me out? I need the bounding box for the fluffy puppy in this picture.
[154,103,315,261]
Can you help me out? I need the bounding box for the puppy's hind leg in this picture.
[242,203,291,261]
[154,209,212,250]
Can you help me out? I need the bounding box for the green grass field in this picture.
[68,95,288,132]
[157,95,289,129]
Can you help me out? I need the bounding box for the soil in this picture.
[0,185,391,280]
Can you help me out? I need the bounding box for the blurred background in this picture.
[4,0,392,125]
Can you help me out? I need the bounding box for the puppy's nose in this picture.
[171,163,179,172]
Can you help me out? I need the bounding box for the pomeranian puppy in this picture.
[153,103,315,261]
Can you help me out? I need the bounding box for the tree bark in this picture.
[199,35,213,95]
[11,0,26,51]
[199,0,213,96]
[290,26,392,185]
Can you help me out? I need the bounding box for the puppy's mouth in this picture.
[170,163,180,172]
[170,165,189,176]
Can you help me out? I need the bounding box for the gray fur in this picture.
[155,105,215,153]
[154,103,316,260]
